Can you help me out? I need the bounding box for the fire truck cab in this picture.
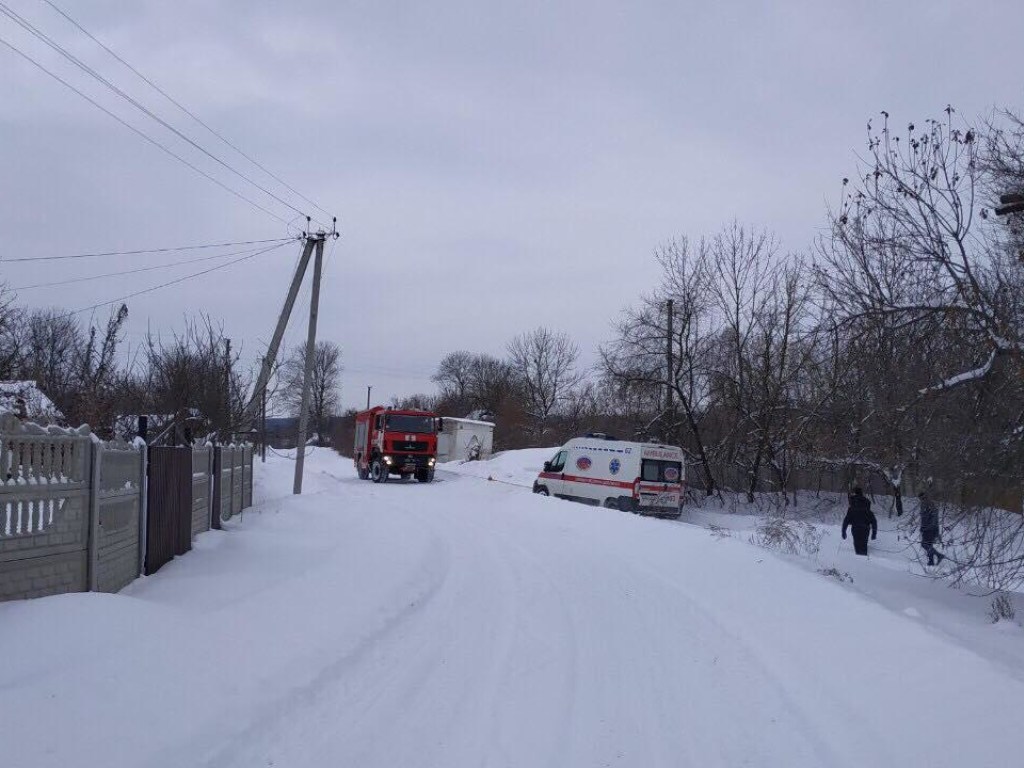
[353,406,439,483]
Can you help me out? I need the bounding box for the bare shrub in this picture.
[707,524,732,540]
[988,593,1016,623]
[751,515,823,556]
[817,566,854,584]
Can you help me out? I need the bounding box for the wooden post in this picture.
[665,298,674,441]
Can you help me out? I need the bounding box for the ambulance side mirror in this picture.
[543,461,552,472]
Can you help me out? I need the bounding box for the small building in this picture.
[0,381,64,425]
[437,417,495,463]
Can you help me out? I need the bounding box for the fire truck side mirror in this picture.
[437,418,444,431]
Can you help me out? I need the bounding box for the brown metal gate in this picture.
[145,446,193,575]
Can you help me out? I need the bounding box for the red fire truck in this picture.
[353,406,439,483]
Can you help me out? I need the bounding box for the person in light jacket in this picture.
[842,487,878,556]
[918,491,945,566]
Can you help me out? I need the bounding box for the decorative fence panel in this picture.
[213,445,254,526]
[191,447,212,537]
[231,448,244,516]
[0,416,91,601]
[94,441,145,593]
[242,446,253,509]
[1,417,257,602]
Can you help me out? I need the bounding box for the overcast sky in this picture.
[1,0,1021,411]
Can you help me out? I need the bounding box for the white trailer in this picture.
[437,417,495,463]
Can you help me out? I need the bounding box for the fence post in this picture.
[211,446,221,530]
[207,445,215,530]
[138,440,148,578]
[86,440,101,592]
[239,446,245,522]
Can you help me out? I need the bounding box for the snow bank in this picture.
[441,446,554,486]
[3,448,1024,767]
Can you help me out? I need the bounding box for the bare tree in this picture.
[507,327,583,437]
[18,308,83,406]
[432,351,476,405]
[982,108,1024,264]
[602,237,720,493]
[432,352,519,416]
[68,305,128,432]
[127,317,247,441]
[0,287,22,380]
[821,108,1023,394]
[279,340,342,444]
[390,393,437,410]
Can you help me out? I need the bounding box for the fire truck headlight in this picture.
[383,455,393,465]
[428,458,435,466]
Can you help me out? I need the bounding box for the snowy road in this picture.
[4,450,1024,767]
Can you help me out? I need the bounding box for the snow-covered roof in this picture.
[0,381,64,424]
[443,417,496,428]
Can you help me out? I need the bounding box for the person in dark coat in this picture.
[842,487,878,556]
[918,491,945,566]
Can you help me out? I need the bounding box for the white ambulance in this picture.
[532,434,685,517]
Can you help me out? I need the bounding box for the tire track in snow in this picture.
[188,481,454,768]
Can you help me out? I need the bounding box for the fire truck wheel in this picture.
[357,466,370,480]
[415,468,434,483]
[370,459,389,483]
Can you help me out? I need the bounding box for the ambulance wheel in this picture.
[370,459,389,483]
[603,498,616,508]
[534,486,549,496]
[617,497,634,513]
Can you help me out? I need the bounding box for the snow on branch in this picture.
[918,349,997,397]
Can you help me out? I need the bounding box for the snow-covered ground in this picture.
[3,447,1024,767]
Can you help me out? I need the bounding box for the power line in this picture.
[0,32,290,225]
[0,2,321,226]
[71,240,290,316]
[38,0,334,221]
[2,237,295,263]
[11,242,289,290]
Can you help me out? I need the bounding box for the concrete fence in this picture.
[0,414,254,603]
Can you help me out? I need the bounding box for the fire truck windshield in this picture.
[385,414,435,433]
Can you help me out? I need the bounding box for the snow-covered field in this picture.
[3,447,1024,767]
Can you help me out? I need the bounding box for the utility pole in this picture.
[665,298,674,442]
[224,338,231,440]
[293,235,326,494]
[239,235,316,433]
[260,360,267,463]
[366,385,372,409]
